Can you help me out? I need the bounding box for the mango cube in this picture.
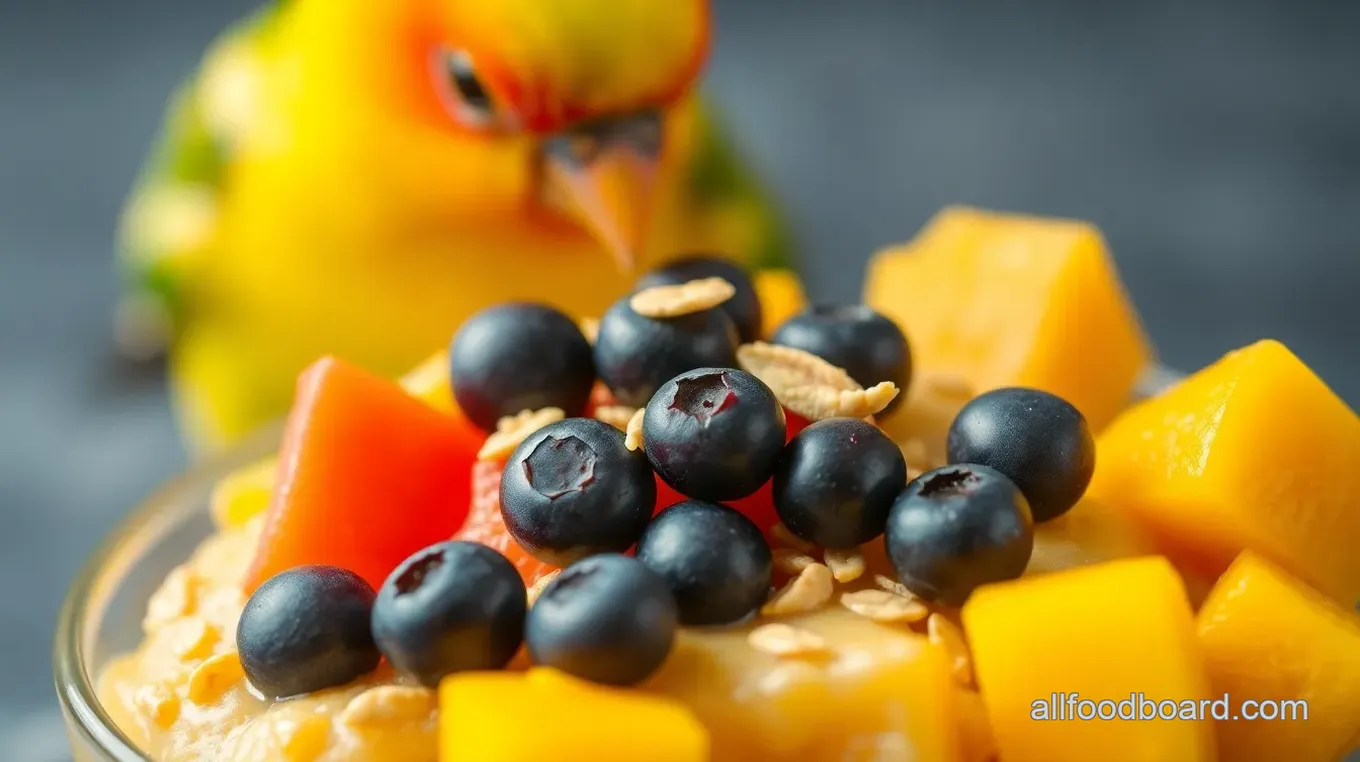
[1088,339,1360,605]
[865,206,1152,430]
[440,668,709,762]
[1197,551,1360,762]
[207,348,458,531]
[753,268,807,339]
[962,556,1214,762]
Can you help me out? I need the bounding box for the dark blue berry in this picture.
[771,305,911,414]
[450,303,596,431]
[526,554,678,686]
[635,500,772,625]
[237,566,381,698]
[500,418,657,566]
[371,541,527,687]
[636,256,763,343]
[593,297,739,407]
[885,465,1034,606]
[946,387,1094,523]
[642,368,786,502]
[773,417,906,548]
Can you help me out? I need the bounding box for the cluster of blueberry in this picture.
[233,255,1095,701]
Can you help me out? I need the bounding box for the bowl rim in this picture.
[53,423,281,761]
[52,367,1183,760]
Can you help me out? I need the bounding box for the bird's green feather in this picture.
[116,5,280,343]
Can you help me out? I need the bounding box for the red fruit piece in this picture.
[243,357,484,594]
[455,458,561,586]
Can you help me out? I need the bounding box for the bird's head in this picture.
[295,0,711,270]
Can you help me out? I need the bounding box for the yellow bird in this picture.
[118,0,798,454]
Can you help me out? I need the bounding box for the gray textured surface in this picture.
[2,0,1358,757]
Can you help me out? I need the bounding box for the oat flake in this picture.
[747,623,828,657]
[629,277,736,318]
[339,685,435,728]
[928,613,975,687]
[624,407,646,451]
[840,589,929,624]
[478,407,566,461]
[824,549,866,583]
[762,562,834,615]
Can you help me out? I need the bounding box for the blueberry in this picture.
[636,255,763,343]
[635,500,773,625]
[526,554,678,686]
[450,303,596,431]
[500,418,657,566]
[885,465,1034,606]
[946,387,1095,523]
[773,417,907,548]
[237,566,381,698]
[593,297,739,407]
[771,305,911,414]
[371,541,526,687]
[642,368,786,502]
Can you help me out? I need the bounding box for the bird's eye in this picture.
[434,48,507,130]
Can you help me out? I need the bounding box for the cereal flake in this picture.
[928,613,975,687]
[824,549,866,583]
[339,685,436,728]
[478,407,566,461]
[736,342,898,420]
[527,569,562,606]
[624,407,646,452]
[748,623,828,657]
[840,589,929,624]
[872,574,914,598]
[187,651,244,705]
[773,548,818,576]
[630,277,736,318]
[762,562,834,615]
[133,684,180,729]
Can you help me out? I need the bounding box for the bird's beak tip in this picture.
[543,111,663,274]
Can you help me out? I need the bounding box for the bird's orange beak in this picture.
[543,111,663,272]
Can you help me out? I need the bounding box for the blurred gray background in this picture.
[2,0,1358,758]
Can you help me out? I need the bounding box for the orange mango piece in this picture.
[962,557,1214,762]
[1197,551,1360,762]
[440,668,709,762]
[865,206,1152,430]
[244,357,484,594]
[209,347,465,530]
[754,267,807,338]
[1088,339,1360,605]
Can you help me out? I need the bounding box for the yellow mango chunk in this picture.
[953,688,998,762]
[440,668,708,762]
[208,456,276,529]
[962,557,1214,762]
[1088,339,1360,605]
[646,606,959,762]
[207,348,461,529]
[1197,551,1360,762]
[397,348,454,413]
[753,268,807,339]
[865,206,1152,429]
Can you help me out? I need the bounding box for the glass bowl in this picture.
[54,424,282,761]
[55,372,1192,761]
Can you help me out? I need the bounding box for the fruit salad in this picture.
[96,220,1360,762]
